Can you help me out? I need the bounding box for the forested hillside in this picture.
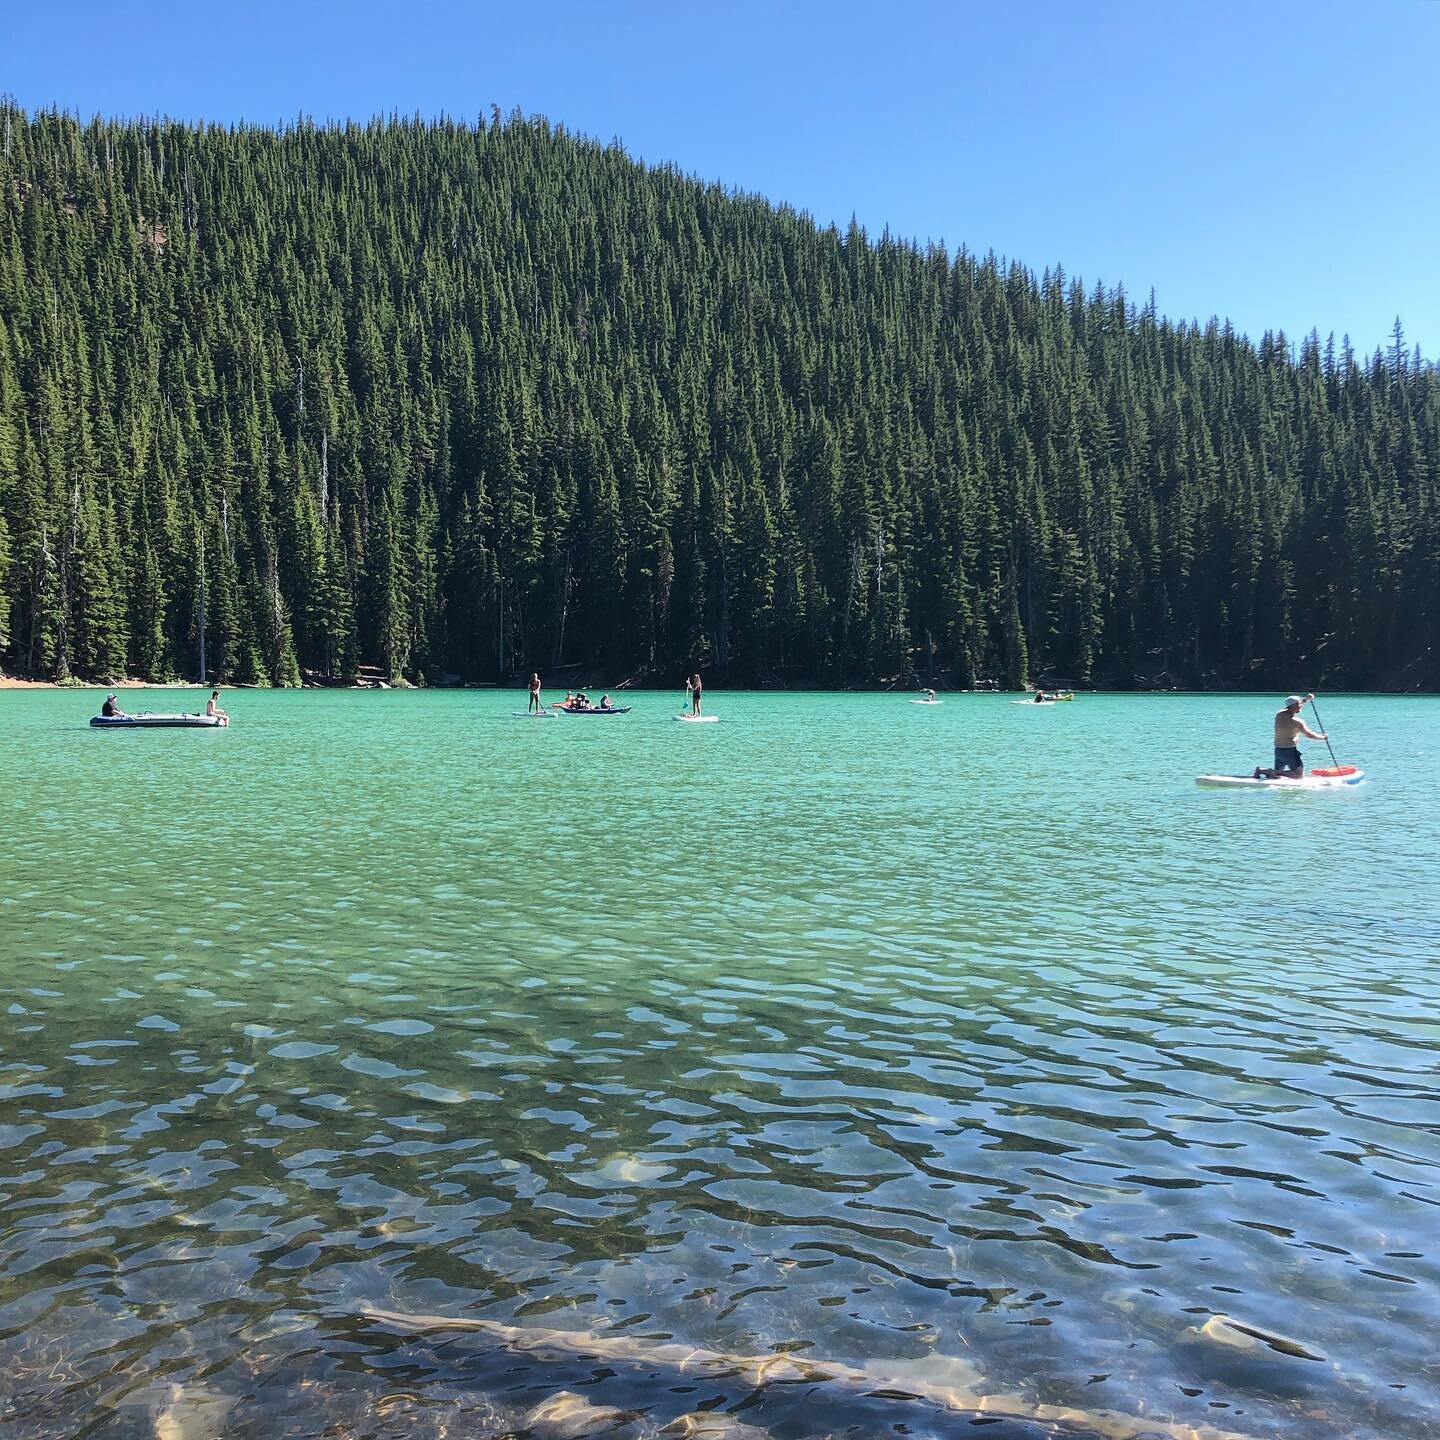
[0,105,1435,689]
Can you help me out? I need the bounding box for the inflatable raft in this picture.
[90,713,228,728]
[554,705,631,716]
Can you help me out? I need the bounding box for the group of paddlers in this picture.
[525,673,704,715]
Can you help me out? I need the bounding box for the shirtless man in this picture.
[205,690,230,723]
[1256,694,1326,779]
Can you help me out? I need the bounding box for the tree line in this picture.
[0,104,1435,690]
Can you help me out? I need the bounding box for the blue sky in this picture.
[8,0,1437,356]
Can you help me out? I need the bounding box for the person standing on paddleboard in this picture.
[528,672,543,713]
[690,672,703,716]
[1256,694,1327,779]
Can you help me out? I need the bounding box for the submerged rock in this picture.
[1195,1313,1325,1362]
[662,1413,772,1440]
[525,1390,630,1437]
[153,1383,234,1440]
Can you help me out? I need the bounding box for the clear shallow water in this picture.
[1,688,1437,1439]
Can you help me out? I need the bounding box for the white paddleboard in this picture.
[675,713,719,723]
[512,710,556,718]
[910,699,943,705]
[1195,768,1364,790]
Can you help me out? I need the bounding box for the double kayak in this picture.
[90,713,228,728]
[1195,765,1364,790]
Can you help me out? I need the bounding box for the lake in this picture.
[1,688,1437,1439]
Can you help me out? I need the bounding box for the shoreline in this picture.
[2,675,1434,696]
[0,676,210,690]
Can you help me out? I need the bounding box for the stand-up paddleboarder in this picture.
[1254,694,1327,779]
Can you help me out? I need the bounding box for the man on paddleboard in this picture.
[1255,694,1327,779]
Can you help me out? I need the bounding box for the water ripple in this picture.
[1,690,1438,1438]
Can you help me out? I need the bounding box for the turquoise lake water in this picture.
[1,688,1437,1439]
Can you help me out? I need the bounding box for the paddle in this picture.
[1306,693,1354,777]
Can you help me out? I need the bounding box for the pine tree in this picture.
[0,102,1434,691]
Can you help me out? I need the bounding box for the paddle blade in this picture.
[1311,765,1358,778]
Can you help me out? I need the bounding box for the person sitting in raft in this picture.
[1253,693,1326,780]
[599,694,611,710]
[205,690,229,723]
[100,693,128,718]
[528,672,542,713]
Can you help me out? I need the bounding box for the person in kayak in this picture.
[205,690,230,723]
[690,673,703,716]
[1254,694,1327,779]
[100,693,128,718]
[599,694,612,710]
[528,672,543,713]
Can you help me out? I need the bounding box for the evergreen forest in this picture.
[0,105,1436,690]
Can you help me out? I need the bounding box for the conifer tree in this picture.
[0,103,1433,691]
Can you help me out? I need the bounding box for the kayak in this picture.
[910,698,944,705]
[675,714,719,723]
[1011,699,1059,706]
[1196,766,1364,790]
[554,705,631,716]
[90,713,228,728]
